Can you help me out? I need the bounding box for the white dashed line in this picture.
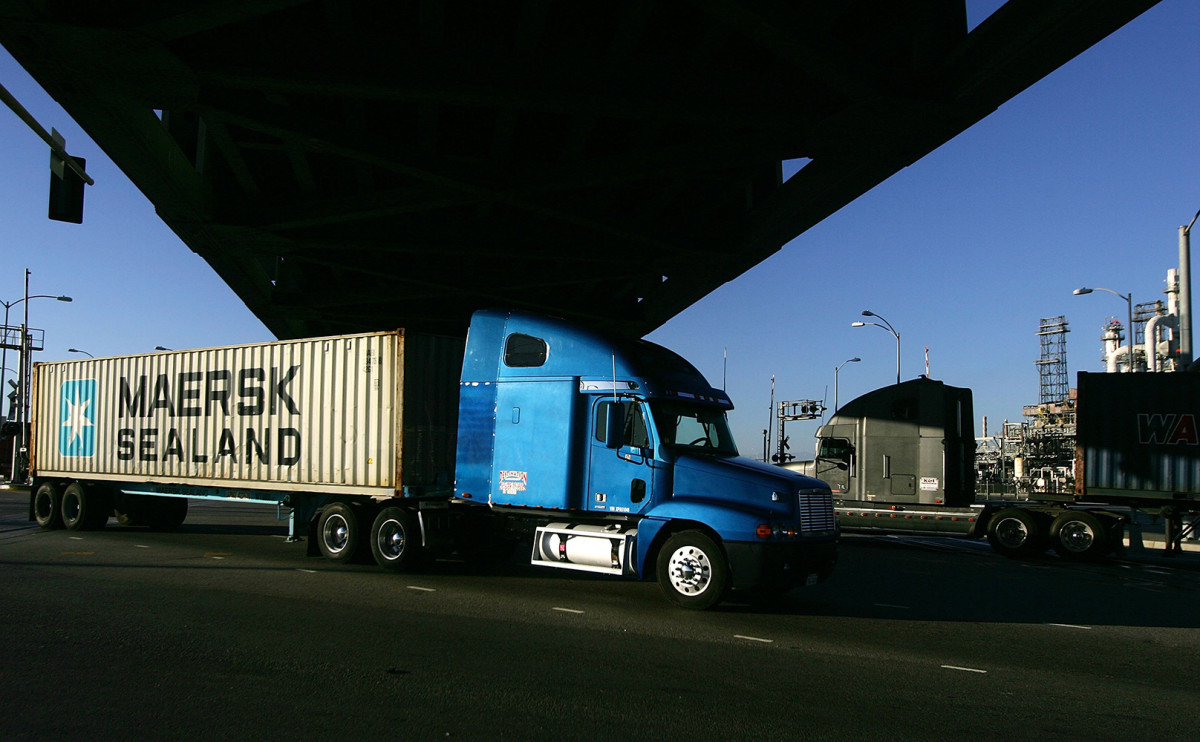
[942,665,988,674]
[734,635,774,644]
[1046,623,1092,630]
[406,585,436,592]
[552,607,584,614]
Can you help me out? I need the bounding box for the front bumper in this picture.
[724,538,837,592]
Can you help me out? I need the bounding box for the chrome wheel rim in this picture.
[995,517,1029,549]
[322,513,350,554]
[376,518,406,561]
[666,545,712,596]
[1059,521,1096,553]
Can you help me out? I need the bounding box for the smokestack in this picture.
[1180,213,1197,368]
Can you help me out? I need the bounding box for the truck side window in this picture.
[595,400,649,448]
[818,438,854,469]
[504,333,548,367]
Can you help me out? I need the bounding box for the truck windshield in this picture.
[649,401,738,456]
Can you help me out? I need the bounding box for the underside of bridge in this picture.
[0,0,1160,339]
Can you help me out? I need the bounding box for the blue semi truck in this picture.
[30,309,837,609]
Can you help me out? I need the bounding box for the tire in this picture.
[115,503,145,527]
[61,483,98,531]
[370,506,422,571]
[317,503,361,563]
[33,482,63,530]
[656,531,728,610]
[1051,510,1114,561]
[147,498,189,530]
[986,508,1046,558]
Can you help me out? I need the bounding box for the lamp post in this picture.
[155,346,173,352]
[834,357,860,413]
[2,270,72,481]
[1074,287,1134,372]
[852,310,900,385]
[68,348,94,358]
[2,292,72,417]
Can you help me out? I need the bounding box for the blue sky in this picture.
[2,1,1197,460]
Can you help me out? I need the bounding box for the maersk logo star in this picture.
[59,379,97,457]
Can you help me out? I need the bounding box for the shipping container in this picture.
[31,331,464,498]
[1075,371,1200,501]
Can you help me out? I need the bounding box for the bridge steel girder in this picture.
[0,0,1161,339]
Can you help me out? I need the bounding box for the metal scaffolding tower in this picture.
[1035,316,1069,405]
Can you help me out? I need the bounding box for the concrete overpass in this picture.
[0,0,1161,338]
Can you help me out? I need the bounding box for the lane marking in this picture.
[69,536,84,540]
[1046,623,1092,630]
[941,665,988,674]
[296,568,317,574]
[553,607,584,614]
[135,545,150,549]
[407,585,436,592]
[734,635,774,644]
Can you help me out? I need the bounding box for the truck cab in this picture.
[793,377,985,537]
[453,310,838,608]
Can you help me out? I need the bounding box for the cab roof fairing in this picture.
[465,309,731,407]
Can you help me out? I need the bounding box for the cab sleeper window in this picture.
[504,333,548,367]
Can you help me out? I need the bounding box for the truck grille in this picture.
[798,488,837,533]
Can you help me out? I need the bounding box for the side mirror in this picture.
[605,404,625,449]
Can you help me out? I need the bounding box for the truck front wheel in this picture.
[986,508,1046,558]
[34,482,63,530]
[656,531,728,610]
[370,506,422,571]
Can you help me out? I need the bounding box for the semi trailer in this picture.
[788,373,1200,560]
[29,309,838,609]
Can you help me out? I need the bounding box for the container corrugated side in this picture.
[32,332,412,496]
[1076,371,1200,499]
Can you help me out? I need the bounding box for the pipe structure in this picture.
[1144,313,1178,372]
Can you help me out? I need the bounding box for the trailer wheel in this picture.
[61,483,107,531]
[34,482,63,530]
[1051,511,1113,561]
[147,498,189,530]
[370,506,421,571]
[656,531,728,610]
[317,503,361,563]
[986,508,1046,558]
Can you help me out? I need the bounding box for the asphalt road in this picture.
[2,490,1199,741]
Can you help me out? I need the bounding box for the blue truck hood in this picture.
[671,453,824,515]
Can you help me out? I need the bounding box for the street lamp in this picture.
[2,293,72,414]
[834,357,860,413]
[852,310,901,385]
[2,270,72,482]
[68,348,94,358]
[155,346,173,352]
[1074,287,1134,372]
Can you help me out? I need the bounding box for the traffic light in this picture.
[49,152,86,223]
